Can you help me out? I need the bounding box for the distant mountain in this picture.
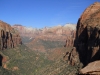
[12,24,76,41]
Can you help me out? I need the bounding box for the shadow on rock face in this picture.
[75,19,100,66]
[0,54,3,66]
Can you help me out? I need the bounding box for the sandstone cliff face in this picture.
[76,2,100,65]
[0,21,22,50]
[64,2,100,74]
[64,30,76,47]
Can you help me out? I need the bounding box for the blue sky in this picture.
[0,0,98,28]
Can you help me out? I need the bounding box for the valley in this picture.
[0,1,100,75]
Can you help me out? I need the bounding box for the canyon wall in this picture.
[64,2,100,74]
[76,2,100,65]
[0,20,22,50]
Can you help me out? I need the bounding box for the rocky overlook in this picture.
[0,20,22,50]
[64,2,100,74]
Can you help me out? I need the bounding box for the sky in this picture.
[0,0,99,28]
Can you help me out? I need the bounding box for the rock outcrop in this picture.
[64,2,100,74]
[0,20,22,50]
[63,47,80,66]
[80,60,100,74]
[76,2,100,65]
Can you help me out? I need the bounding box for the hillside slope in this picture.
[0,21,79,75]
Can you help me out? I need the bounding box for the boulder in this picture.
[80,60,100,74]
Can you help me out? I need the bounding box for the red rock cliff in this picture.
[64,30,76,47]
[76,2,100,65]
[0,20,22,50]
[64,2,100,70]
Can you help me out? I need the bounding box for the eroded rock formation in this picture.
[63,47,80,66]
[64,2,100,74]
[76,2,100,65]
[0,20,22,50]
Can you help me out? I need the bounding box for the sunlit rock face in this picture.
[64,30,76,47]
[80,60,100,74]
[0,20,22,50]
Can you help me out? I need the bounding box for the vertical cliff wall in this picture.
[64,2,100,73]
[76,2,100,65]
[0,20,22,50]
